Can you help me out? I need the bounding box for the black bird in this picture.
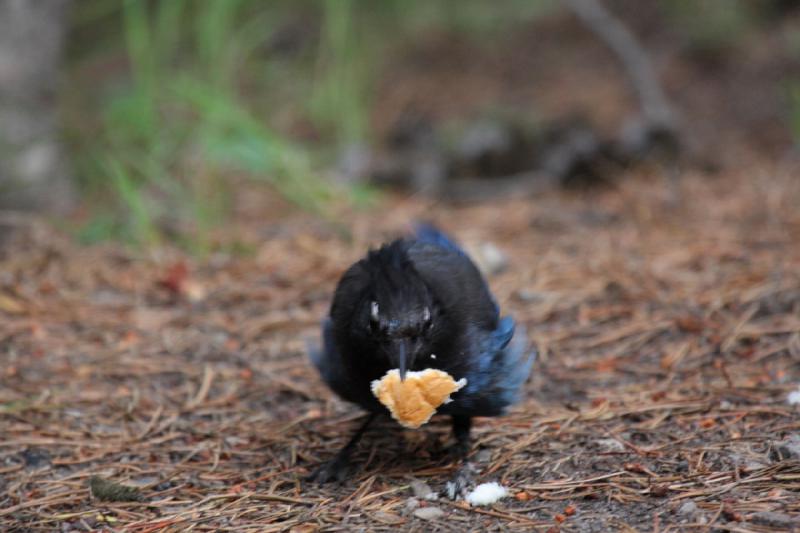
[309,224,534,485]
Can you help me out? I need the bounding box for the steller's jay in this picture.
[308,224,534,487]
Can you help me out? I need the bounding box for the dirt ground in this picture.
[1,160,799,532]
[3,6,800,532]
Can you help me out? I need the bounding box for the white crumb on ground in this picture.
[465,482,508,506]
[788,385,800,405]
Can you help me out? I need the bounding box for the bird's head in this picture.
[361,274,437,381]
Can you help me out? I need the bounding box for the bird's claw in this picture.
[445,462,475,500]
[306,455,350,485]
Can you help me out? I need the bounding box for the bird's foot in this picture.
[447,439,471,462]
[306,413,376,485]
[306,454,351,485]
[445,462,475,500]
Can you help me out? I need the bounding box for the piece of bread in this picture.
[371,368,467,429]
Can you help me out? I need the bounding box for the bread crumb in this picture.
[465,482,508,506]
[371,368,466,429]
[787,385,800,405]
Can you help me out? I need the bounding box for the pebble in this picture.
[372,511,405,525]
[476,242,508,275]
[413,506,445,520]
[466,242,508,276]
[750,511,798,529]
[595,438,625,452]
[474,449,493,463]
[405,497,420,512]
[677,501,698,517]
[786,385,800,405]
[409,479,435,500]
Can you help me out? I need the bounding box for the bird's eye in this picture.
[422,306,432,330]
[368,301,380,333]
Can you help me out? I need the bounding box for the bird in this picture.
[308,224,534,486]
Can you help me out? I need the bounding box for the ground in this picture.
[1,162,799,532]
[3,5,800,532]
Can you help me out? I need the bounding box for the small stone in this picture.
[677,501,698,517]
[750,511,798,529]
[405,497,420,513]
[514,289,543,303]
[409,479,434,499]
[595,438,625,452]
[129,476,160,488]
[475,242,508,276]
[474,449,493,463]
[372,511,405,525]
[786,383,800,405]
[413,506,445,520]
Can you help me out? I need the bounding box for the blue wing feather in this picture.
[310,319,348,396]
[413,224,532,413]
[413,223,466,255]
[490,321,535,408]
[450,316,535,416]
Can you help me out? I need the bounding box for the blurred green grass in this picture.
[63,0,560,248]
[66,0,358,248]
[62,1,794,248]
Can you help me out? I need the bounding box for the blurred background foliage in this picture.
[63,0,558,248]
[60,0,800,248]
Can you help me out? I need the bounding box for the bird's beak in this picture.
[392,338,413,381]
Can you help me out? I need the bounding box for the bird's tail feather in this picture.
[494,324,535,408]
[413,222,465,255]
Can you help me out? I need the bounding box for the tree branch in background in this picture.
[564,0,678,132]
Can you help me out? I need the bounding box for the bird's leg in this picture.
[307,413,376,485]
[450,415,472,460]
[446,415,475,499]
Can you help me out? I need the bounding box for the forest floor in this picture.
[3,5,800,532]
[2,162,799,532]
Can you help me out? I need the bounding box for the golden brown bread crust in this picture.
[371,369,467,429]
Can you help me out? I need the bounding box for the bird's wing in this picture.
[452,316,535,416]
[487,317,535,407]
[310,319,351,400]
